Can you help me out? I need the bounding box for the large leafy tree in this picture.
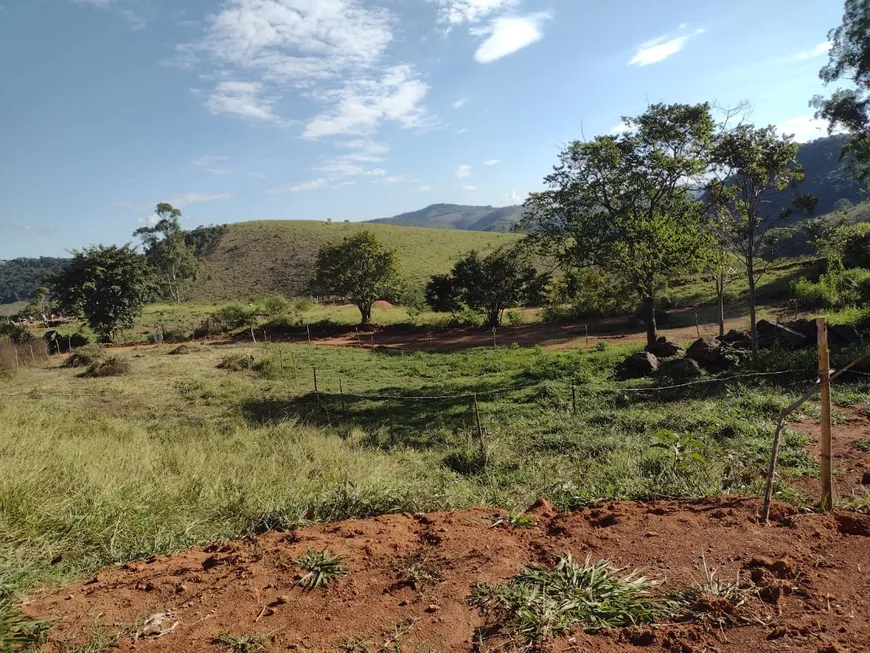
[48,245,157,342]
[706,125,804,361]
[449,247,539,328]
[523,103,714,346]
[134,203,201,303]
[812,0,870,183]
[312,231,401,327]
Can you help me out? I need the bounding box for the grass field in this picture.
[4,335,869,609]
[192,220,520,301]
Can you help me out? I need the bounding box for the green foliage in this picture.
[791,266,870,309]
[312,231,402,327]
[217,353,257,371]
[813,0,870,184]
[0,323,31,344]
[525,103,714,344]
[0,600,47,651]
[449,247,540,327]
[471,554,658,642]
[134,204,202,303]
[424,273,462,314]
[47,245,157,342]
[0,257,69,304]
[214,632,268,653]
[184,224,227,258]
[202,304,258,335]
[295,548,348,590]
[651,430,707,470]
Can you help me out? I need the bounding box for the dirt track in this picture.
[24,498,870,652]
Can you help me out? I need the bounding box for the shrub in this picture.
[63,344,106,368]
[505,309,523,325]
[790,277,829,309]
[0,323,31,344]
[442,444,488,475]
[81,356,131,378]
[205,304,258,335]
[264,296,291,318]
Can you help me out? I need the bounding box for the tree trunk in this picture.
[716,272,725,337]
[747,258,759,365]
[358,303,372,327]
[488,309,501,329]
[643,292,657,348]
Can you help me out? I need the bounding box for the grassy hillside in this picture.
[369,203,524,232]
[193,220,520,300]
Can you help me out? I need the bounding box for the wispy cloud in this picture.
[628,27,704,66]
[483,158,500,166]
[420,186,433,191]
[462,184,478,191]
[177,0,433,141]
[431,0,519,25]
[610,122,632,135]
[507,189,524,204]
[452,98,469,109]
[456,164,472,178]
[472,13,550,63]
[456,127,469,135]
[269,179,331,194]
[775,115,840,142]
[796,41,833,60]
[194,155,231,175]
[205,81,279,123]
[168,193,233,208]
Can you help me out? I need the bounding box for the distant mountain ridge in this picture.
[368,203,525,232]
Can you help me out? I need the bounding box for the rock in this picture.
[645,336,684,358]
[615,352,659,380]
[756,320,809,349]
[686,338,738,372]
[830,324,862,346]
[786,319,818,342]
[425,604,441,613]
[862,471,870,486]
[718,329,751,348]
[657,357,701,381]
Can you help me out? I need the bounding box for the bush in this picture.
[791,276,830,309]
[442,444,488,476]
[0,323,31,344]
[212,304,257,334]
[264,296,291,318]
[505,309,523,326]
[81,356,130,378]
[63,344,105,368]
[792,267,870,310]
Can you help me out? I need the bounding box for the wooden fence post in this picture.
[818,317,834,511]
[307,324,311,345]
[313,367,319,403]
[339,378,345,411]
[571,383,577,416]
[278,347,284,371]
[585,325,589,348]
[250,327,257,344]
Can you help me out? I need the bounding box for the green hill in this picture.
[192,220,520,300]
[368,203,524,232]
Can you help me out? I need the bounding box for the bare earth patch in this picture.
[23,498,870,652]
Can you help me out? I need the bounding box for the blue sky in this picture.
[0,0,846,258]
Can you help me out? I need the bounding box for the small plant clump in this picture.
[217,353,257,371]
[489,513,536,529]
[471,554,659,643]
[856,438,870,453]
[214,631,269,653]
[0,601,48,651]
[295,548,348,591]
[81,356,131,378]
[62,343,106,368]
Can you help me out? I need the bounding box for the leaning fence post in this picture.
[473,393,484,441]
[695,313,701,339]
[29,344,35,362]
[313,367,319,403]
[250,327,257,344]
[306,324,311,345]
[278,347,284,371]
[818,317,834,511]
[339,378,345,411]
[571,383,577,416]
[585,325,589,348]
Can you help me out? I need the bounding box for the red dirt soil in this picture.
[23,498,870,652]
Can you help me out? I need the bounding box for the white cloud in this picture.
[420,186,433,191]
[70,0,111,5]
[507,190,523,204]
[629,28,704,66]
[462,184,478,191]
[610,122,632,135]
[205,81,279,122]
[302,65,432,139]
[270,178,331,194]
[312,160,386,176]
[456,127,469,134]
[168,193,234,207]
[483,158,500,166]
[472,13,550,63]
[797,41,833,60]
[381,174,419,185]
[775,115,839,143]
[431,0,518,25]
[452,98,469,109]
[193,155,232,175]
[456,164,472,178]
[179,0,436,140]
[138,214,161,227]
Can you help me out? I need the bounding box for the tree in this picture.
[47,245,157,342]
[812,0,870,183]
[523,103,714,346]
[706,124,805,361]
[134,203,201,303]
[449,247,539,328]
[424,273,462,315]
[312,231,401,327]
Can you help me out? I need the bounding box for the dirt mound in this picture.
[23,498,870,652]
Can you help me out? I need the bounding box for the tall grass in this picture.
[0,339,48,377]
